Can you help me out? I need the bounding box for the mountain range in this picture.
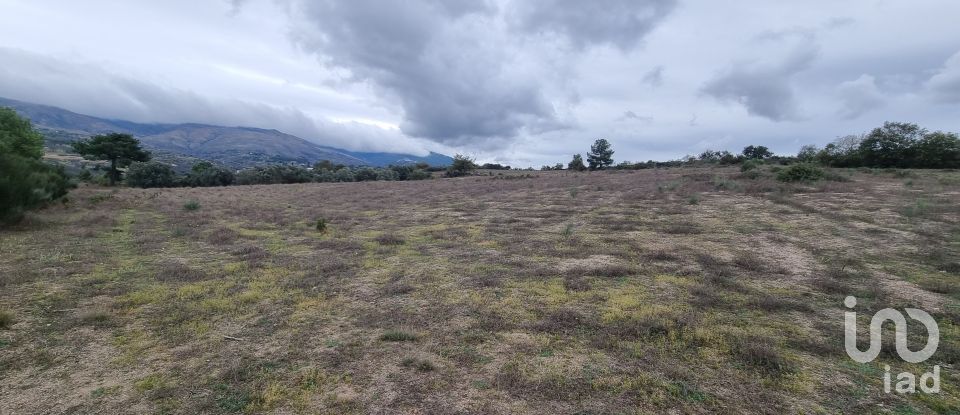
[0,97,453,169]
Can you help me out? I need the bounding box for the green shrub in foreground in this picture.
[776,163,824,182]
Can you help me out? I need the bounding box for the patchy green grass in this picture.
[0,168,958,413]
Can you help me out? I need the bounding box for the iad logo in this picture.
[844,296,940,394]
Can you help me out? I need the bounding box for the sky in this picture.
[0,0,958,167]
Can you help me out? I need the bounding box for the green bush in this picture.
[126,161,177,188]
[315,218,327,233]
[354,167,381,181]
[776,163,824,182]
[183,200,201,211]
[740,159,762,172]
[0,153,73,224]
[380,330,417,342]
[77,169,93,182]
[0,309,14,329]
[236,165,313,185]
[184,161,234,187]
[0,107,43,159]
[446,154,477,177]
[0,108,74,224]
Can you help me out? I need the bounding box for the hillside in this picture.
[0,97,453,168]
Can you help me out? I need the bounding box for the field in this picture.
[1,167,959,414]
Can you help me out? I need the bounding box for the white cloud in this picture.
[927,51,960,104]
[836,74,884,119]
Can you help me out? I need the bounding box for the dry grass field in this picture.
[1,166,959,414]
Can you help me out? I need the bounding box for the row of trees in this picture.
[798,122,959,169]
[0,108,73,224]
[123,159,438,188]
[545,121,956,172]
[552,139,777,172]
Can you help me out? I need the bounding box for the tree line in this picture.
[544,122,957,171]
[3,104,957,226]
[798,122,959,169]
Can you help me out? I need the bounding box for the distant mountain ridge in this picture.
[0,97,453,168]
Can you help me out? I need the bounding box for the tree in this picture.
[126,161,177,188]
[742,145,773,159]
[185,161,234,187]
[313,160,339,171]
[72,133,150,185]
[859,122,925,168]
[0,108,72,224]
[445,154,477,177]
[913,131,960,169]
[0,107,44,159]
[797,145,819,162]
[818,134,864,167]
[568,154,587,171]
[480,163,511,170]
[587,139,614,170]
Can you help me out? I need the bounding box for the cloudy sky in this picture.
[1,0,958,166]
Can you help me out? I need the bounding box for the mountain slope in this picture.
[337,150,454,167]
[0,97,451,168]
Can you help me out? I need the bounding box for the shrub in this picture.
[77,169,93,182]
[77,309,114,328]
[0,310,14,329]
[901,198,930,218]
[236,165,313,185]
[712,176,740,191]
[184,161,234,187]
[740,159,762,172]
[0,109,73,224]
[126,161,177,188]
[389,165,431,180]
[183,200,201,211]
[354,167,380,181]
[822,170,851,182]
[315,218,327,233]
[731,336,797,376]
[446,154,477,177]
[776,163,824,182]
[400,357,435,372]
[380,330,417,342]
[375,233,405,245]
[0,153,73,224]
[406,168,432,180]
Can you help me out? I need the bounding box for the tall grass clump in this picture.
[183,200,201,211]
[0,310,14,329]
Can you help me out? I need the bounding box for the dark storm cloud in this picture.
[286,0,675,144]
[509,0,677,51]
[701,38,820,122]
[288,0,554,144]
